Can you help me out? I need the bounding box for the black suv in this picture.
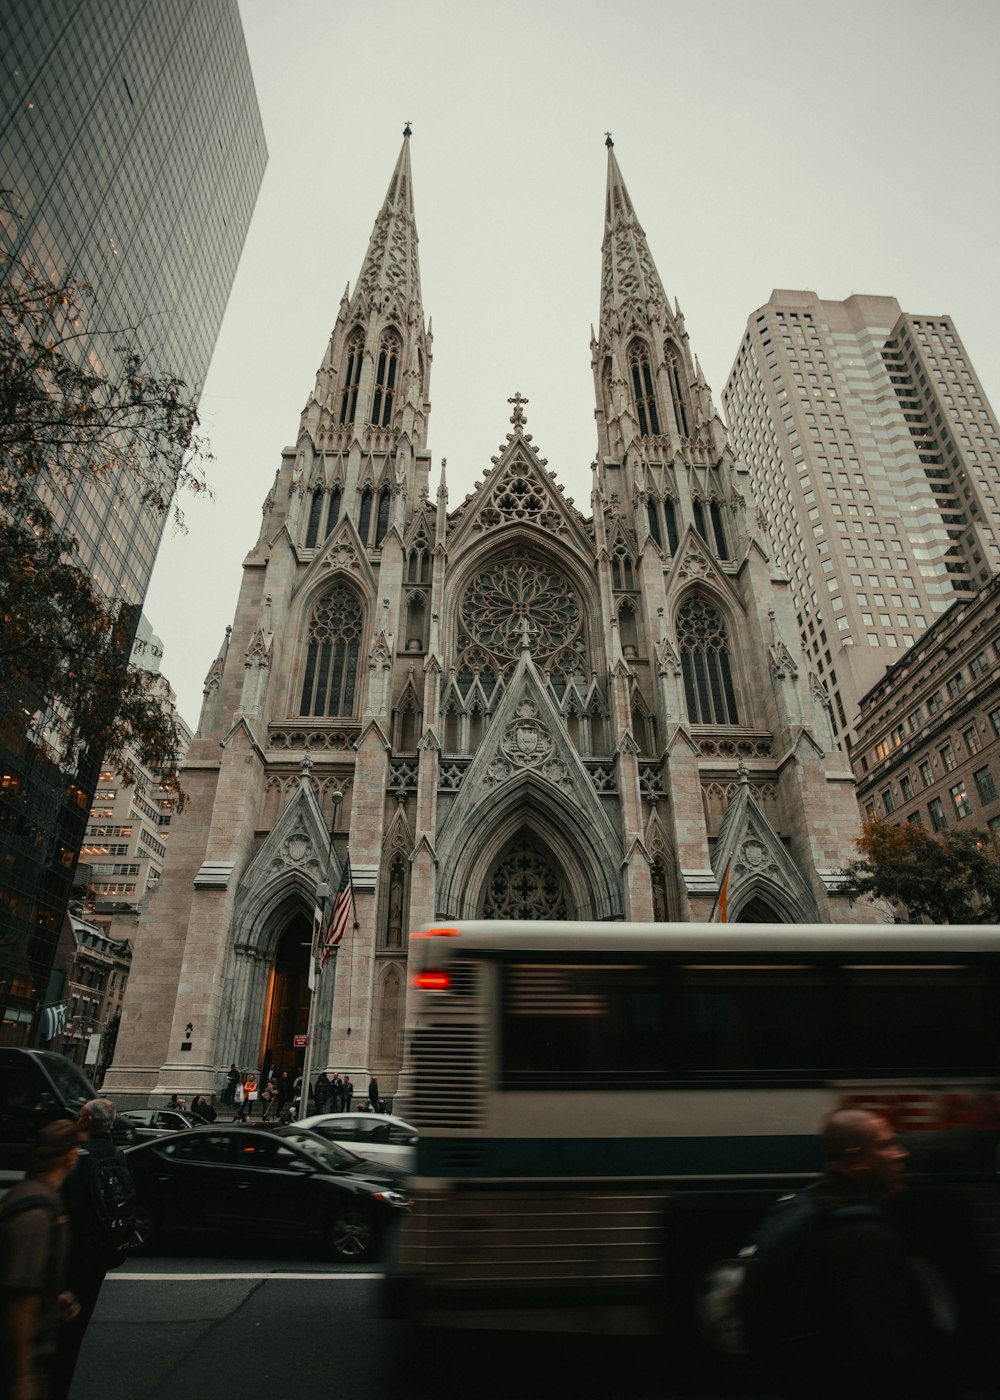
[0,1047,136,1172]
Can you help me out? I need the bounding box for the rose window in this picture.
[458,554,586,694]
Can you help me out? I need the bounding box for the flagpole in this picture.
[298,792,342,1120]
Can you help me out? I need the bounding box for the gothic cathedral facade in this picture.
[106,134,862,1104]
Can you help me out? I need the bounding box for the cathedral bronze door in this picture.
[260,915,311,1075]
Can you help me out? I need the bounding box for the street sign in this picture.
[293,1034,308,1047]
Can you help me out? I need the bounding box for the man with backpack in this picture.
[743,1108,945,1400]
[0,1119,79,1400]
[52,1099,136,1399]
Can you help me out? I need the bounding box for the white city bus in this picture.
[390,921,1000,1335]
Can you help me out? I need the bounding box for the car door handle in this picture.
[236,1181,251,1189]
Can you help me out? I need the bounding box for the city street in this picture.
[73,1250,764,1400]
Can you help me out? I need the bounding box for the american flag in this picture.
[321,858,353,967]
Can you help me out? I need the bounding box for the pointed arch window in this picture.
[611,542,636,590]
[677,595,740,725]
[325,486,342,538]
[710,501,729,559]
[375,486,391,546]
[358,485,391,547]
[358,488,373,542]
[693,499,709,542]
[305,489,325,548]
[407,538,431,584]
[646,498,662,547]
[299,586,363,717]
[665,346,690,438]
[339,332,363,425]
[664,497,680,554]
[370,332,400,428]
[629,342,661,437]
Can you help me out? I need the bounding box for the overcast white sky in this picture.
[144,0,1000,728]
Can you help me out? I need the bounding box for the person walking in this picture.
[53,1099,136,1399]
[0,1120,79,1400]
[232,1076,246,1122]
[342,1075,353,1111]
[314,1072,331,1115]
[224,1064,240,1108]
[368,1076,380,1113]
[259,1079,276,1123]
[744,1108,950,1400]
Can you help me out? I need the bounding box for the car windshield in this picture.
[281,1129,365,1171]
[39,1053,92,1110]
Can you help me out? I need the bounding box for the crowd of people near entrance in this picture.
[219,1065,384,1122]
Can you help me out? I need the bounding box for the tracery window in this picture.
[339,332,363,425]
[677,595,740,725]
[482,837,570,920]
[629,341,661,437]
[370,332,400,427]
[457,552,587,698]
[299,587,363,717]
[611,542,635,590]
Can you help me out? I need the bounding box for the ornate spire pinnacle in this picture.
[352,128,422,318]
[599,141,670,333]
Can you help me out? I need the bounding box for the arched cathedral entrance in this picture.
[260,913,311,1078]
[481,831,571,919]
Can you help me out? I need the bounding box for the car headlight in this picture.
[372,1190,410,1209]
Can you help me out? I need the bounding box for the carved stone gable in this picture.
[486,699,571,790]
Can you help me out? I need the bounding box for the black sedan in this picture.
[119,1108,201,1141]
[126,1124,409,1261]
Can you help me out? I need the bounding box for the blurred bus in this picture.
[390,921,1000,1335]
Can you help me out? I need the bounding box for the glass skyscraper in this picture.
[0,0,267,1042]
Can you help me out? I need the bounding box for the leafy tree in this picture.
[840,819,1000,924]
[0,249,211,799]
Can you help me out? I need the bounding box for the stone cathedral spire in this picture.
[594,136,726,469]
[300,125,433,506]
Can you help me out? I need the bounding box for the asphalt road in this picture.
[73,1251,1000,1400]
[72,1252,764,1400]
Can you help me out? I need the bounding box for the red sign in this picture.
[293,1034,308,1048]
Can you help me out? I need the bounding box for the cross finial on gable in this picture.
[508,392,529,430]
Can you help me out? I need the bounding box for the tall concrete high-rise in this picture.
[0,0,266,1044]
[722,291,1000,754]
[105,135,864,1110]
